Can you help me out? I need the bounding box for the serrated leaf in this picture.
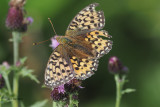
[122,88,136,94]
[20,57,27,65]
[20,67,40,84]
[30,100,48,107]
[27,74,40,84]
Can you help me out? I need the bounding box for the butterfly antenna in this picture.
[48,18,57,35]
[33,18,57,46]
[33,39,51,46]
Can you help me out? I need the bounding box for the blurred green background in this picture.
[1,0,160,107]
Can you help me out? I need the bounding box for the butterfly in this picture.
[45,3,112,88]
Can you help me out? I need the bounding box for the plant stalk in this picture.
[4,76,12,95]
[115,74,122,107]
[12,32,20,107]
[0,90,2,107]
[69,94,74,107]
[0,97,1,107]
[52,101,57,107]
[69,93,78,107]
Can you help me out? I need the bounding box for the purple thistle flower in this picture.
[24,17,33,25]
[0,74,5,89]
[108,56,128,74]
[51,84,68,101]
[6,0,33,32]
[6,6,23,31]
[50,36,59,50]
[50,78,83,101]
[57,84,65,94]
[64,78,83,93]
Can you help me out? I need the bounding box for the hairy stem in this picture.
[12,31,20,107]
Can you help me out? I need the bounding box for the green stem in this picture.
[69,93,78,107]
[13,32,20,65]
[4,75,12,95]
[12,32,20,107]
[69,94,74,107]
[115,74,122,107]
[52,101,57,107]
[0,90,2,107]
[0,96,1,107]
[57,101,64,107]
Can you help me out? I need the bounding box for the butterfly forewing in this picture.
[65,3,105,36]
[45,45,75,88]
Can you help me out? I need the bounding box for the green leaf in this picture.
[20,57,27,65]
[0,88,13,103]
[0,65,11,75]
[122,88,136,94]
[19,67,40,84]
[30,100,48,107]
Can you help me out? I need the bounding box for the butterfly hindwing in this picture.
[85,30,112,58]
[45,45,75,88]
[70,56,99,80]
[65,3,105,36]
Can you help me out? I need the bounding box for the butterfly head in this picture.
[50,36,59,49]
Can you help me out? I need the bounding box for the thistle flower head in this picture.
[51,84,67,101]
[50,36,60,49]
[0,74,5,89]
[64,78,83,93]
[108,56,128,74]
[57,84,65,94]
[6,0,33,32]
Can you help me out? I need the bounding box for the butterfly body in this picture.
[56,36,72,44]
[56,36,95,59]
[45,3,113,88]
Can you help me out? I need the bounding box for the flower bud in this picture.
[108,56,128,74]
[6,0,32,32]
[2,61,10,69]
[6,6,23,31]
[16,61,21,67]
